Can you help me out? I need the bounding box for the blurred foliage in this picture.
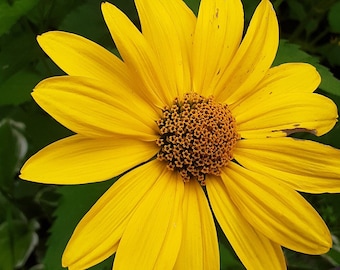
[0,0,340,269]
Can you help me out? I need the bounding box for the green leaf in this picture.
[273,40,340,96]
[220,243,245,270]
[44,180,115,270]
[0,118,27,189]
[285,247,334,270]
[59,0,109,45]
[0,69,41,106]
[0,0,39,37]
[328,1,340,33]
[0,218,39,270]
[321,43,340,67]
[13,103,72,151]
[242,0,260,22]
[286,0,306,21]
[216,222,245,270]
[0,32,41,81]
[324,235,340,266]
[183,0,200,15]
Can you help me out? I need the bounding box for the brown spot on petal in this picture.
[215,8,219,18]
[274,128,317,136]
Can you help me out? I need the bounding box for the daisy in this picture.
[20,0,340,269]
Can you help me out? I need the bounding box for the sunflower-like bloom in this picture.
[20,0,340,269]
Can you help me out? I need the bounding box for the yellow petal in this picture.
[62,160,166,269]
[113,167,184,270]
[235,92,338,138]
[32,76,158,140]
[230,63,321,109]
[207,176,286,270]
[215,0,279,104]
[37,31,130,86]
[222,162,332,254]
[136,0,195,97]
[20,134,158,184]
[192,0,243,96]
[234,137,340,193]
[173,180,219,270]
[101,2,170,107]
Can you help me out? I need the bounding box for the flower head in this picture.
[20,0,340,269]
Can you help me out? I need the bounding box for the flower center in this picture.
[156,93,239,185]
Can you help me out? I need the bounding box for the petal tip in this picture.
[101,1,114,12]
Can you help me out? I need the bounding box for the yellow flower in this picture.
[20,0,340,269]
